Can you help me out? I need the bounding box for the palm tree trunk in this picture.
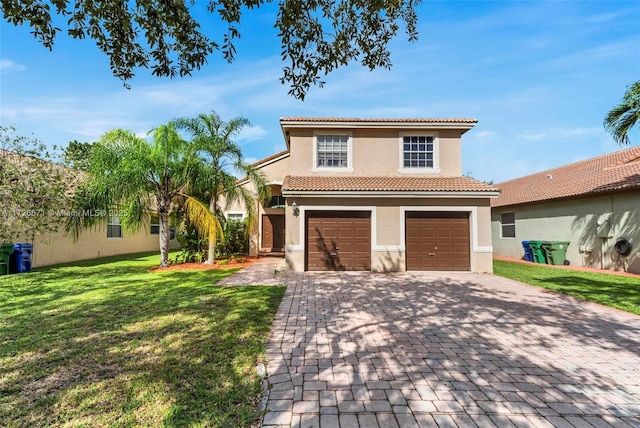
[158,197,171,267]
[206,197,216,264]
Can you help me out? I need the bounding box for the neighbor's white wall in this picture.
[491,191,640,274]
[14,226,169,268]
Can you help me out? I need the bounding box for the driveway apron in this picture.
[261,271,640,428]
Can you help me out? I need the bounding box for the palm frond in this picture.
[183,195,224,244]
[604,81,640,146]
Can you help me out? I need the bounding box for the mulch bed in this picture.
[149,257,257,272]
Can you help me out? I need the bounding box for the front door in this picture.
[262,214,285,251]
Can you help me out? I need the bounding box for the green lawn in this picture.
[0,252,285,427]
[494,260,640,315]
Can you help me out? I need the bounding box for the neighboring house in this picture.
[228,117,498,272]
[491,145,640,274]
[15,215,177,268]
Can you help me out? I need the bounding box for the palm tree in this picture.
[66,124,214,267]
[604,80,640,145]
[173,112,270,264]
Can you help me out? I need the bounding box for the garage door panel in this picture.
[306,211,371,271]
[406,212,470,271]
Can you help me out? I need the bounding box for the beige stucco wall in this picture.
[226,155,290,256]
[14,226,165,268]
[491,191,640,274]
[284,196,493,273]
[287,128,463,177]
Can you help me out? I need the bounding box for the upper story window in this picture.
[399,133,440,174]
[313,133,353,172]
[266,195,286,208]
[500,212,516,238]
[107,216,122,239]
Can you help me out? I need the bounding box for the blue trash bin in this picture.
[522,241,534,262]
[11,243,33,273]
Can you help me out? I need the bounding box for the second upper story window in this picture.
[399,133,440,173]
[313,133,353,172]
[403,136,434,168]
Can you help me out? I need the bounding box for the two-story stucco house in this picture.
[230,117,499,272]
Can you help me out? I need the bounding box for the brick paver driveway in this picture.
[261,271,640,427]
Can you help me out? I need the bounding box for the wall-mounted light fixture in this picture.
[292,201,300,217]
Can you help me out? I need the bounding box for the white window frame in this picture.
[398,132,440,174]
[312,131,354,173]
[107,216,123,239]
[226,212,245,221]
[500,212,516,239]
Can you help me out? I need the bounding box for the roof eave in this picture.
[282,190,500,198]
[280,119,478,144]
[491,186,639,208]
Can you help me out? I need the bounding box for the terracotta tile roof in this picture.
[282,176,498,193]
[250,150,289,167]
[280,117,478,123]
[492,145,640,208]
[236,150,290,184]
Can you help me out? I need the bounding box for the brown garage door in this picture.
[306,211,371,271]
[406,212,470,271]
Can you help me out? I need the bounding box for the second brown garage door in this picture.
[306,211,371,271]
[406,211,470,271]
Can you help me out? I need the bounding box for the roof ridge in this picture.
[250,150,289,167]
[279,117,478,123]
[496,145,640,185]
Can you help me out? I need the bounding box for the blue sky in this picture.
[1,1,639,183]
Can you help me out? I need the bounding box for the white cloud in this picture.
[244,157,258,164]
[585,9,639,24]
[238,125,268,143]
[472,130,496,142]
[517,131,548,142]
[541,39,637,71]
[0,59,26,73]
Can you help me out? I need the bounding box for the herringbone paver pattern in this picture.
[261,270,640,427]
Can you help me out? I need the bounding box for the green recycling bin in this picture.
[1,242,14,275]
[542,241,570,266]
[527,240,549,264]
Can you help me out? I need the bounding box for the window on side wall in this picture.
[314,134,353,171]
[227,213,244,221]
[107,216,123,239]
[150,215,160,235]
[500,212,516,238]
[399,133,440,173]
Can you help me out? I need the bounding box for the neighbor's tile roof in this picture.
[280,117,478,124]
[236,150,290,184]
[282,176,498,193]
[250,150,289,167]
[492,145,640,208]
